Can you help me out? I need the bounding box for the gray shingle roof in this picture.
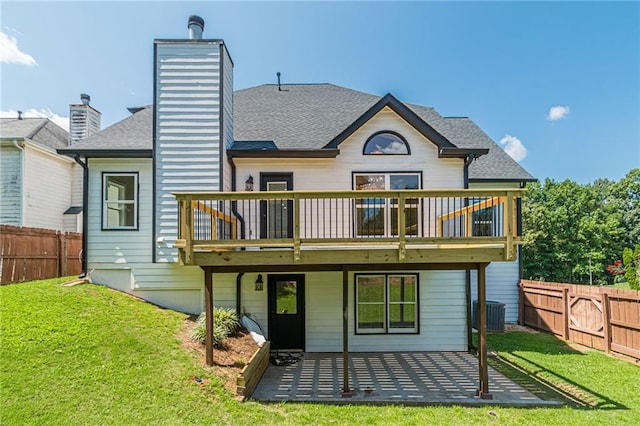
[58,105,152,153]
[0,118,69,150]
[59,84,534,181]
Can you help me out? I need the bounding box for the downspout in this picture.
[73,155,88,277]
[12,140,25,224]
[235,272,244,316]
[464,154,475,351]
[228,155,247,315]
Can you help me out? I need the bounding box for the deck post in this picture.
[204,267,214,366]
[341,266,352,397]
[476,263,492,399]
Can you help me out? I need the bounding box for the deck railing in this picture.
[174,189,522,265]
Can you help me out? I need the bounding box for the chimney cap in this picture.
[17,110,23,120]
[188,15,205,39]
[188,15,204,29]
[80,93,90,105]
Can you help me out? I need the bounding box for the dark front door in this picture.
[268,274,305,350]
[260,173,293,239]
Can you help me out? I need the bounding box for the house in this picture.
[58,16,534,398]
[0,96,101,233]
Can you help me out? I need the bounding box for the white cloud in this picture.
[547,105,570,121]
[499,134,528,162]
[0,31,36,66]
[0,109,69,131]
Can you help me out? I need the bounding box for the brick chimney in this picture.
[69,94,101,144]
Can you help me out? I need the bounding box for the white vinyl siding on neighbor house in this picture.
[0,144,22,226]
[22,143,74,231]
[210,270,467,352]
[154,41,228,262]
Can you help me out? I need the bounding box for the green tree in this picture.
[622,244,640,290]
[522,174,629,284]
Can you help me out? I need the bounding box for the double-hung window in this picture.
[354,173,421,237]
[102,172,138,230]
[355,274,418,334]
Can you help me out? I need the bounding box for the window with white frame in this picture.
[102,173,138,230]
[355,274,418,334]
[354,173,421,236]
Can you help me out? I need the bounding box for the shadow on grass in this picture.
[479,331,627,411]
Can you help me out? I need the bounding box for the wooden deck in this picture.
[174,189,522,268]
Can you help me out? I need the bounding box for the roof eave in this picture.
[439,147,490,159]
[469,177,538,183]
[57,148,153,158]
[228,149,340,158]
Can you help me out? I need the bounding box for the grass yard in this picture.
[2,278,639,425]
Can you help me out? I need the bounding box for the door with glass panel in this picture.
[354,173,421,237]
[268,274,305,350]
[260,173,293,239]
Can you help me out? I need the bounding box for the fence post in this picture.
[518,281,524,326]
[601,290,611,353]
[562,286,570,340]
[57,231,64,278]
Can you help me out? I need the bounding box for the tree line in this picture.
[522,168,639,287]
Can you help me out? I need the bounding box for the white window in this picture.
[102,173,138,230]
[354,173,421,236]
[356,274,418,334]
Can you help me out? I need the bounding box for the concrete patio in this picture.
[252,352,562,406]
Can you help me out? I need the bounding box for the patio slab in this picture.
[251,352,562,406]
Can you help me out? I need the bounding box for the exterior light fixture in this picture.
[255,274,264,291]
[245,175,254,191]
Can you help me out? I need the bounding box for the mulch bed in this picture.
[178,316,259,395]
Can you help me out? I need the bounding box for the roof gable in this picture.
[324,93,458,153]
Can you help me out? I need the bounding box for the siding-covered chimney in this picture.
[153,15,234,262]
[69,94,101,144]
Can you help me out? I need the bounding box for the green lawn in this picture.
[2,278,639,425]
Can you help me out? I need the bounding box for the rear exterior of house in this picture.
[59,17,534,360]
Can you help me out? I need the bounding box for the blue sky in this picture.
[1,1,638,183]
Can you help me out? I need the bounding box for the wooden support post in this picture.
[476,263,492,399]
[398,193,406,261]
[293,194,301,263]
[341,266,352,397]
[204,267,214,366]
[504,192,515,260]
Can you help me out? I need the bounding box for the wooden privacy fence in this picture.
[519,279,640,361]
[0,225,82,284]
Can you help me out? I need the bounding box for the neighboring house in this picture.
[59,16,534,397]
[0,116,79,232]
[0,96,101,233]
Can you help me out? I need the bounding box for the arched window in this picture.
[363,131,410,155]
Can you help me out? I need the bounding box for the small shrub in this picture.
[213,307,241,336]
[190,307,240,348]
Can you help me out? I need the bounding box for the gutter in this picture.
[73,155,89,277]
